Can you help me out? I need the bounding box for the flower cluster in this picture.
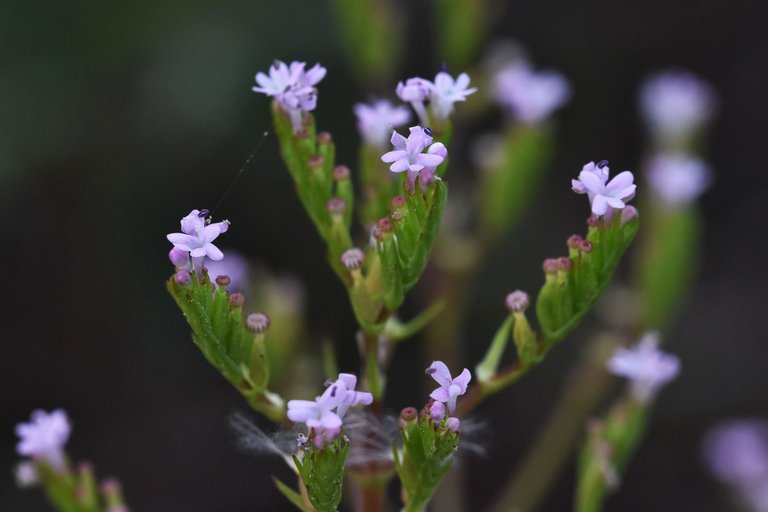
[396,71,477,126]
[645,153,712,207]
[354,99,412,149]
[426,361,470,431]
[287,373,373,448]
[252,60,327,133]
[167,209,230,274]
[381,126,447,186]
[571,160,636,217]
[16,409,71,472]
[640,70,717,141]
[607,332,680,403]
[492,60,570,124]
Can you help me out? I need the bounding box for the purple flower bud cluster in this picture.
[571,161,636,218]
[252,60,327,133]
[167,209,229,274]
[381,126,448,186]
[492,60,570,124]
[425,360,471,431]
[287,373,373,448]
[396,71,477,125]
[607,332,680,403]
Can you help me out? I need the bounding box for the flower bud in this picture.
[174,269,191,285]
[579,240,593,253]
[445,417,461,432]
[215,275,231,287]
[505,290,530,314]
[391,195,406,210]
[332,165,350,181]
[621,205,638,225]
[341,248,365,270]
[377,217,392,233]
[429,401,445,422]
[556,257,572,271]
[168,247,190,267]
[246,312,270,333]
[326,198,346,215]
[400,407,418,422]
[567,235,584,251]
[308,154,324,169]
[316,131,332,144]
[229,292,245,307]
[543,258,558,274]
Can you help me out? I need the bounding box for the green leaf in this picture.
[273,477,314,512]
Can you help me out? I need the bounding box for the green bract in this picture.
[166,272,285,422]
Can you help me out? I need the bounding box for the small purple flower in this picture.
[430,72,477,122]
[607,332,680,403]
[167,209,230,273]
[286,373,372,448]
[354,100,412,149]
[16,409,71,471]
[426,361,471,415]
[168,247,190,269]
[703,420,768,487]
[396,77,434,125]
[493,61,570,124]
[381,126,447,184]
[571,162,636,217]
[645,153,713,207]
[14,461,39,488]
[252,60,327,133]
[640,70,717,140]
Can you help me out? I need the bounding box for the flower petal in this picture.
[427,361,452,386]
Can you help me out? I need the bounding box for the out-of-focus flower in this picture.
[429,401,446,422]
[640,70,717,140]
[430,72,477,122]
[252,60,326,133]
[14,461,39,487]
[396,77,434,125]
[493,61,570,124]
[426,361,471,415]
[645,153,713,207]
[167,209,229,273]
[204,249,250,292]
[572,162,636,217]
[703,420,768,512]
[607,332,680,403]
[16,409,71,471]
[381,126,447,184]
[354,100,411,149]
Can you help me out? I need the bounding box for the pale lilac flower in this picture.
[287,381,346,447]
[493,61,570,124]
[396,77,434,125]
[704,420,768,487]
[16,409,71,471]
[381,126,447,184]
[640,70,717,140]
[426,361,471,415]
[287,373,372,448]
[167,209,230,273]
[571,162,636,217]
[354,100,412,148]
[430,401,446,422]
[645,153,713,207]
[252,60,327,133]
[430,72,477,122]
[607,332,680,403]
[168,247,190,269]
[571,160,610,194]
[334,373,374,418]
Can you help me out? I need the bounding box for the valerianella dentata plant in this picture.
[492,60,571,124]
[15,409,130,511]
[252,60,327,133]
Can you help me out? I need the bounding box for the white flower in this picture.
[640,70,717,140]
[430,72,477,122]
[354,100,412,148]
[645,153,712,206]
[571,162,636,216]
[493,61,570,123]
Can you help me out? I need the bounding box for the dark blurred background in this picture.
[3,0,768,510]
